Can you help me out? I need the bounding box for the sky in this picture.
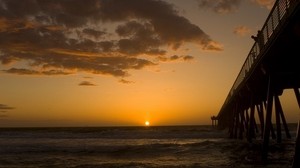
[0,0,299,127]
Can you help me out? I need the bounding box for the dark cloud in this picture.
[0,104,14,110]
[99,0,223,50]
[0,0,223,79]
[1,51,155,77]
[170,55,180,61]
[116,21,166,55]
[3,68,71,75]
[0,104,14,114]
[197,0,241,14]
[79,81,97,86]
[81,28,106,40]
[119,79,135,84]
[159,55,194,62]
[183,55,194,61]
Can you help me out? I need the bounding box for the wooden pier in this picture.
[211,116,218,128]
[215,0,300,166]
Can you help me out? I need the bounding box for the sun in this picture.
[145,121,150,126]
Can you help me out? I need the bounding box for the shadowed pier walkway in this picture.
[215,0,300,166]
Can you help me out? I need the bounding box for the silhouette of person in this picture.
[251,34,258,41]
[251,30,264,52]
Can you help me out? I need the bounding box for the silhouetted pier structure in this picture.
[215,0,300,166]
[211,116,218,127]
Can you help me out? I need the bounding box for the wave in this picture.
[0,138,225,155]
[0,125,228,139]
[0,125,296,167]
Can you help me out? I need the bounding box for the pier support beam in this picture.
[262,75,274,161]
[292,88,300,168]
[240,111,247,139]
[292,121,300,168]
[211,116,218,128]
[275,95,282,143]
[257,102,265,138]
[233,104,239,139]
[245,109,250,137]
[248,101,256,142]
[275,95,291,139]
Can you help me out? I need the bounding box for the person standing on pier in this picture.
[251,30,265,52]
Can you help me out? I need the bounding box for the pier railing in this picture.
[218,0,299,117]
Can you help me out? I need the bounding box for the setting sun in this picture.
[145,121,150,126]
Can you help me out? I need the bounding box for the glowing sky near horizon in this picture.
[1,0,299,127]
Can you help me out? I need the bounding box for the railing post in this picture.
[285,0,289,12]
[277,0,281,24]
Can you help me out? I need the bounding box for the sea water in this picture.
[0,125,297,168]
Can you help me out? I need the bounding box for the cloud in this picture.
[251,0,275,10]
[0,0,223,79]
[79,81,97,86]
[197,0,275,14]
[0,104,14,114]
[197,0,241,14]
[158,55,194,62]
[183,55,194,61]
[233,25,252,37]
[3,68,72,75]
[119,79,135,84]
[170,55,180,61]
[82,28,106,40]
[171,55,195,61]
[0,104,14,110]
[116,21,166,55]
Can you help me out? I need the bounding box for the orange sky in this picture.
[1,0,298,127]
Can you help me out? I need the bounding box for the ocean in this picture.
[0,125,297,168]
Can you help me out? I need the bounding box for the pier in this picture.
[215,0,300,166]
[211,116,218,128]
